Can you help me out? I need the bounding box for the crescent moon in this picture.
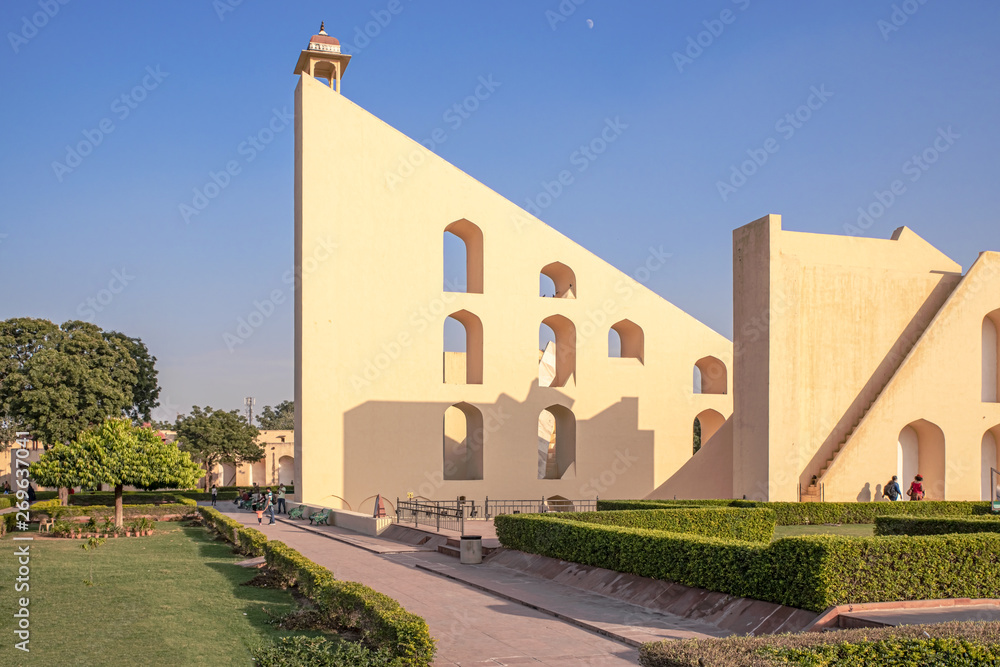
[586,19,594,28]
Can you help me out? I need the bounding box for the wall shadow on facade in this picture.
[339,382,655,509]
[802,277,960,490]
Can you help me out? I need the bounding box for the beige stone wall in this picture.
[209,430,294,489]
[294,73,732,509]
[731,214,999,501]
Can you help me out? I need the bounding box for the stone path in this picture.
[208,504,655,665]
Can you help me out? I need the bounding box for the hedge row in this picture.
[559,508,775,543]
[599,498,994,525]
[639,621,1000,667]
[495,513,1000,612]
[37,503,198,521]
[875,514,1000,536]
[198,507,435,665]
[198,506,268,556]
[69,493,198,507]
[0,497,11,509]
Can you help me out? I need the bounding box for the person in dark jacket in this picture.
[883,475,902,501]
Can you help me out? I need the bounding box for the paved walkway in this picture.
[208,504,640,665]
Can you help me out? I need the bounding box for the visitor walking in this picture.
[276,484,286,514]
[265,489,275,525]
[908,474,925,501]
[211,483,218,507]
[255,504,264,525]
[882,475,902,501]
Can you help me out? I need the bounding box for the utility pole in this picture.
[244,397,256,426]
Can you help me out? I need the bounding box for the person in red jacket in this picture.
[908,474,925,500]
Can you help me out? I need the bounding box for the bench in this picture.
[288,505,305,520]
[309,508,331,526]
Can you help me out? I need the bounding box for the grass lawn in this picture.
[0,521,319,666]
[773,523,875,539]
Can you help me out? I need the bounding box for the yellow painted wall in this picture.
[294,73,732,508]
[732,214,999,501]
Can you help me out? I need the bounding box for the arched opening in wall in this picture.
[984,310,999,402]
[539,262,576,299]
[443,310,483,384]
[609,319,644,363]
[278,456,294,486]
[221,463,237,487]
[443,219,484,294]
[538,405,576,479]
[693,409,725,454]
[250,460,266,486]
[443,403,484,481]
[896,419,946,500]
[545,494,575,512]
[982,427,1000,500]
[539,315,576,387]
[694,356,727,394]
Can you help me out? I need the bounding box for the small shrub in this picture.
[251,636,397,667]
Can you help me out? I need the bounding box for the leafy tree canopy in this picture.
[256,400,294,430]
[0,318,160,446]
[30,418,202,525]
[176,406,262,490]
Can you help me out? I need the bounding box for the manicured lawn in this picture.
[773,523,875,539]
[0,521,317,666]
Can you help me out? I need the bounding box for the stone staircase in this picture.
[803,274,963,501]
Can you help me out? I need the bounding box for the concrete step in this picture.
[437,537,501,559]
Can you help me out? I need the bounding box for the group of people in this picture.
[882,474,925,501]
[213,482,287,525]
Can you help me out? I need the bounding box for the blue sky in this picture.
[1,1,997,420]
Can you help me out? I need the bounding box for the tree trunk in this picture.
[58,487,69,506]
[114,483,124,529]
[205,460,213,492]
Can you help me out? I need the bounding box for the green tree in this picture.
[693,418,702,454]
[30,418,202,525]
[0,318,59,451]
[256,400,294,430]
[176,406,262,491]
[4,321,136,446]
[104,332,160,422]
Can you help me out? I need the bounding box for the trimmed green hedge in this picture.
[560,508,775,543]
[39,503,198,521]
[68,493,198,507]
[198,507,435,665]
[495,513,1000,612]
[639,621,1000,667]
[875,514,1000,536]
[0,497,12,509]
[600,498,993,525]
